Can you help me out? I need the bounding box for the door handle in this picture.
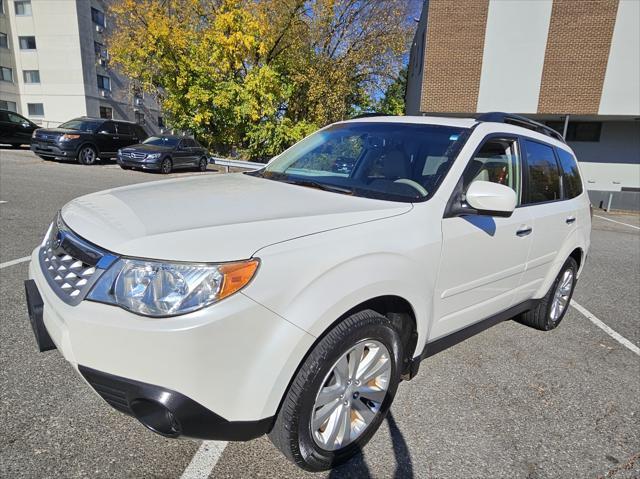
[516,227,533,237]
[566,216,576,224]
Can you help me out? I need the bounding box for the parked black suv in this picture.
[118,135,209,174]
[0,109,39,147]
[31,117,148,165]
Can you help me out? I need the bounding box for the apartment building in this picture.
[0,0,162,132]
[406,0,640,210]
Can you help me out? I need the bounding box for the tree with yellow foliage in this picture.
[108,0,416,159]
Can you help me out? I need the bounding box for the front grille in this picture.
[34,132,59,144]
[121,151,146,159]
[39,215,115,306]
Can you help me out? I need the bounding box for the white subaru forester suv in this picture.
[25,113,591,471]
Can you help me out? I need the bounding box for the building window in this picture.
[27,102,44,116]
[0,100,17,112]
[23,69,40,83]
[0,66,13,82]
[135,111,145,125]
[94,41,107,58]
[0,0,4,15]
[91,7,106,27]
[97,74,111,91]
[0,32,7,48]
[99,106,112,119]
[18,36,36,50]
[546,121,602,142]
[158,116,164,128]
[14,0,31,16]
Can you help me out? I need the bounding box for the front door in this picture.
[431,136,533,340]
[95,121,118,156]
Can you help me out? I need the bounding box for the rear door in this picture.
[0,111,17,143]
[7,112,35,144]
[431,135,533,340]
[517,139,577,299]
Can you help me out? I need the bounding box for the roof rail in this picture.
[351,112,390,119]
[475,112,565,143]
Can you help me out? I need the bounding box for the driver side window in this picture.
[462,137,521,205]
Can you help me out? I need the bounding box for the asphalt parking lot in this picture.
[1,148,639,479]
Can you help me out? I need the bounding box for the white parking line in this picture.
[571,300,640,356]
[0,256,31,269]
[180,441,228,479]
[594,215,640,231]
[0,200,7,204]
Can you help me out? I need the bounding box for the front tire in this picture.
[269,310,403,471]
[517,257,578,331]
[77,145,98,165]
[198,157,208,172]
[160,157,172,174]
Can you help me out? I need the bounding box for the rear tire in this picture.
[268,310,403,472]
[120,165,132,170]
[38,155,55,161]
[77,145,98,165]
[10,143,21,149]
[517,257,578,331]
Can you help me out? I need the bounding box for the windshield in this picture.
[252,122,469,202]
[58,119,103,132]
[143,136,179,147]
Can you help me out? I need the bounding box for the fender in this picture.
[532,227,588,299]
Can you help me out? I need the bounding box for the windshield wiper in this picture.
[282,178,353,195]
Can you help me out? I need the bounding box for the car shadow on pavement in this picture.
[327,411,414,479]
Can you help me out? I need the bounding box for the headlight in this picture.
[60,134,80,142]
[87,258,259,317]
[145,153,161,159]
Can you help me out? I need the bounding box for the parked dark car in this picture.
[31,117,148,165]
[0,109,39,147]
[117,135,209,174]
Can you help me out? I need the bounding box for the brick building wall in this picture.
[537,0,619,114]
[420,0,489,113]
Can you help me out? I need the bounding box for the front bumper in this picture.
[31,142,76,159]
[117,156,162,170]
[27,247,315,440]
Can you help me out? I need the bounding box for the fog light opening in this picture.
[130,399,181,438]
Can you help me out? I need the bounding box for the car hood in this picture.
[121,144,173,153]
[61,173,412,262]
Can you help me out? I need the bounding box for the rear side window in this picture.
[556,148,583,199]
[524,140,561,204]
[135,125,147,139]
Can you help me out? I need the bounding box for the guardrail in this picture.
[210,157,263,172]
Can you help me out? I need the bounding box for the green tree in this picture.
[108,0,416,160]
[377,67,408,116]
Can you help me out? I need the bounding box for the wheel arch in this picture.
[266,293,419,432]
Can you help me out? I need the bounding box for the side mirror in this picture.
[465,181,517,217]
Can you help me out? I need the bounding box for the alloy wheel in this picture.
[161,158,172,174]
[199,158,207,172]
[310,340,391,451]
[81,147,96,165]
[550,269,574,322]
